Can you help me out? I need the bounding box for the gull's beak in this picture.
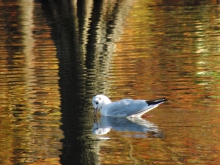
[94,107,98,115]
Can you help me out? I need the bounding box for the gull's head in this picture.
[92,94,111,115]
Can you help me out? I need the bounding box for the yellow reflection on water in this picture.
[0,1,62,164]
[98,0,220,164]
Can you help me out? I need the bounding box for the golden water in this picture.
[0,0,220,164]
[99,0,220,164]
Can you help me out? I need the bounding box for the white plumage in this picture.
[92,94,167,118]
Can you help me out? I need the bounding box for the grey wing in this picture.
[127,104,159,117]
[122,100,153,116]
[107,99,150,117]
[106,101,128,117]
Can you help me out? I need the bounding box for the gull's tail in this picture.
[146,98,167,106]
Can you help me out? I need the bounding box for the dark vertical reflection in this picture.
[40,0,134,164]
[40,1,97,164]
[85,0,105,69]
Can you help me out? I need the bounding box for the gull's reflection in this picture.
[92,116,163,138]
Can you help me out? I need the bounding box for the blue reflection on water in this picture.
[93,116,163,138]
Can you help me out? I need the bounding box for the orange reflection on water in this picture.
[0,1,62,165]
[99,0,220,164]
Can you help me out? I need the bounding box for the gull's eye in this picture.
[96,102,98,105]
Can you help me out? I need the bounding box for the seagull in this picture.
[92,94,167,118]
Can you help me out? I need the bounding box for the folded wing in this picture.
[106,99,152,117]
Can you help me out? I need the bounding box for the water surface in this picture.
[99,0,220,164]
[0,0,220,165]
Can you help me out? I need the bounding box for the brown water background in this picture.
[0,0,220,164]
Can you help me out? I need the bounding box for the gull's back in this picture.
[102,99,154,117]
